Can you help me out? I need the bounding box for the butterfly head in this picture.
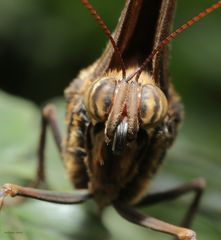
[82,0,221,154]
[84,68,168,155]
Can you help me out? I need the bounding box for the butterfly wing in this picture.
[89,0,142,79]
[89,0,176,98]
[152,0,176,97]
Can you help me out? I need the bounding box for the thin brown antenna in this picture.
[81,0,126,79]
[130,0,221,82]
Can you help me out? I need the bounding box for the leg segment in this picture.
[113,201,196,240]
[136,178,206,228]
[0,105,92,208]
[34,104,62,185]
[0,183,91,208]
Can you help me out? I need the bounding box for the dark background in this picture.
[0,0,221,107]
[0,1,220,240]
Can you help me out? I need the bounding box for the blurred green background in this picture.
[0,0,221,240]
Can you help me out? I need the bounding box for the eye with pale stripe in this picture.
[139,84,168,127]
[84,77,116,122]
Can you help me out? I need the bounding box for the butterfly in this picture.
[1,1,220,239]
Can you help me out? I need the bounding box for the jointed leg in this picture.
[0,183,91,210]
[136,178,205,228]
[113,201,196,240]
[0,104,92,209]
[33,104,62,186]
[1,104,63,206]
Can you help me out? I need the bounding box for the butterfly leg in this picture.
[0,104,63,206]
[32,104,63,187]
[113,201,196,240]
[135,178,205,228]
[0,183,91,211]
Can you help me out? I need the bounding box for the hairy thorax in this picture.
[63,66,183,208]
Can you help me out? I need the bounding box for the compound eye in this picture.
[140,84,168,126]
[84,77,116,123]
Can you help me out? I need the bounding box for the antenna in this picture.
[81,0,126,79]
[130,1,221,82]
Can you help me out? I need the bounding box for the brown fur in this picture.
[63,68,183,209]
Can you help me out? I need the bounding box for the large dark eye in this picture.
[84,77,116,123]
[139,84,168,126]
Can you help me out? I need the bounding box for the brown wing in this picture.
[90,0,176,97]
[152,0,176,97]
[90,0,143,79]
